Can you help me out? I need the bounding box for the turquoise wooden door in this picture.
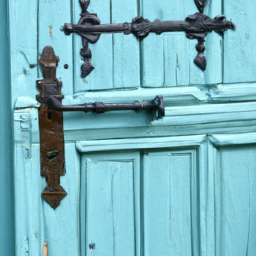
[9,0,256,255]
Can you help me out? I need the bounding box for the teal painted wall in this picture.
[0,0,14,255]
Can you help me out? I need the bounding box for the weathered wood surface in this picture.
[223,0,256,84]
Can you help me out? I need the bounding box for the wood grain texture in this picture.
[14,143,80,255]
[38,0,73,96]
[81,152,140,255]
[198,141,216,256]
[9,0,38,106]
[143,150,199,255]
[223,0,256,83]
[0,1,14,253]
[42,143,80,256]
[14,145,42,255]
[112,0,140,89]
[215,145,256,255]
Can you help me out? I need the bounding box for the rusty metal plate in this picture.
[37,46,66,209]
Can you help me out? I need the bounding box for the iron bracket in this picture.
[62,0,235,78]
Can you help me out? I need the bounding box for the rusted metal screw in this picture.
[64,64,69,69]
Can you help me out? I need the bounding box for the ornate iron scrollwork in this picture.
[62,0,235,77]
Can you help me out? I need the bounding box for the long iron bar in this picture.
[46,95,165,118]
[63,16,235,37]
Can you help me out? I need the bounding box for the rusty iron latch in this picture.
[61,0,235,77]
[37,45,165,209]
[37,46,66,209]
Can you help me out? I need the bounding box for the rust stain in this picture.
[49,25,52,37]
[29,64,37,68]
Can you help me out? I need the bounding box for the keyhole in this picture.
[47,111,52,120]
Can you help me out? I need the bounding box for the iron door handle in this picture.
[61,0,235,77]
[46,95,165,119]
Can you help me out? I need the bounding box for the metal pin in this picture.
[43,243,48,256]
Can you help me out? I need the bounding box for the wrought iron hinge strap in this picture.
[62,0,235,77]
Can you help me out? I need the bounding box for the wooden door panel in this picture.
[81,153,140,256]
[143,150,199,255]
[215,145,256,256]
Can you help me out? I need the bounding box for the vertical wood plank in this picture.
[223,0,256,83]
[140,0,165,88]
[198,141,216,256]
[38,0,73,96]
[143,150,199,255]
[80,156,87,256]
[164,33,190,87]
[43,143,80,256]
[215,145,255,255]
[73,0,113,92]
[82,152,140,256]
[9,0,38,106]
[0,0,14,254]
[247,146,256,255]
[14,145,42,255]
[112,0,140,89]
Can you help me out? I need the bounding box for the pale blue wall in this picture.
[0,0,15,255]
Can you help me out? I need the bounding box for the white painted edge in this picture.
[76,135,207,152]
[209,132,256,146]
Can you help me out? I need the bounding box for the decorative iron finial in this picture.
[194,0,207,13]
[80,0,90,13]
[38,46,59,80]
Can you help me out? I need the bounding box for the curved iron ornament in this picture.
[62,0,235,77]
